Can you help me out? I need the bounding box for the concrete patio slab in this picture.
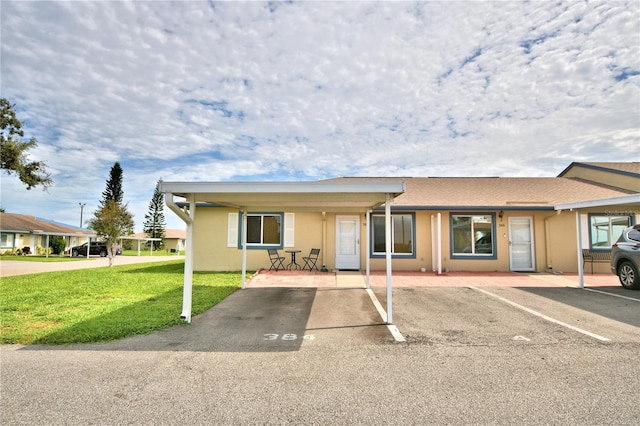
[246,269,622,289]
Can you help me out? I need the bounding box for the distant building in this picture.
[0,212,95,255]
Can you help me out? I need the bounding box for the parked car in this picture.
[610,224,640,290]
[463,234,493,254]
[71,242,122,257]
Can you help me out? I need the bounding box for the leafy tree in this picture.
[143,180,166,250]
[0,98,53,190]
[87,200,134,266]
[89,163,134,265]
[100,162,124,206]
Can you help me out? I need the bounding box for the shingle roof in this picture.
[129,229,185,239]
[165,229,186,239]
[328,177,635,209]
[0,212,95,236]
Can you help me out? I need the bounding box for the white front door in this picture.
[509,217,535,271]
[335,215,360,270]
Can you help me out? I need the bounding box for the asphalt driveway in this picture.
[2,269,640,424]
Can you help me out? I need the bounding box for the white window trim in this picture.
[228,212,294,249]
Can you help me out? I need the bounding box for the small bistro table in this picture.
[285,250,301,270]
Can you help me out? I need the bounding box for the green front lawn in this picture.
[0,260,241,345]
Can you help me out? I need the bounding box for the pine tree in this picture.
[100,162,124,206]
[143,180,166,250]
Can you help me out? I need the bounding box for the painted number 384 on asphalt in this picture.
[264,334,315,341]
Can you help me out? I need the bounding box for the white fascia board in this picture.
[120,236,162,241]
[554,193,640,210]
[159,180,405,196]
[34,232,97,237]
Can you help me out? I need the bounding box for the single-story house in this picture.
[0,212,96,255]
[163,229,186,252]
[164,162,639,274]
[125,229,186,253]
[159,161,639,323]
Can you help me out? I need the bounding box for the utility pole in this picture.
[79,203,86,228]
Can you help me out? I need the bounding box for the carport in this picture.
[118,236,162,256]
[555,193,640,287]
[158,180,405,323]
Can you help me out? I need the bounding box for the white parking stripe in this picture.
[582,288,640,302]
[365,289,406,342]
[469,286,611,342]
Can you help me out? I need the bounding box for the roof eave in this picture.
[554,193,640,210]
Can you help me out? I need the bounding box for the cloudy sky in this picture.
[1,1,639,231]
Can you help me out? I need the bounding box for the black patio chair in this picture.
[267,249,285,271]
[302,248,320,271]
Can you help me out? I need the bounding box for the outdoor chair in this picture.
[302,248,320,271]
[267,249,285,271]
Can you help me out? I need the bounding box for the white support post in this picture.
[241,208,248,289]
[575,210,584,289]
[45,235,50,258]
[431,215,436,271]
[365,209,371,289]
[437,212,442,275]
[164,192,195,322]
[385,194,393,324]
[321,212,327,271]
[181,195,196,322]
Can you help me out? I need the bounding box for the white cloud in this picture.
[1,0,638,231]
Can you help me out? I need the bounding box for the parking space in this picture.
[373,284,640,346]
[91,286,390,353]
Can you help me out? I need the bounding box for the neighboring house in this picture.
[126,229,186,253]
[164,229,186,252]
[0,212,95,254]
[163,162,639,275]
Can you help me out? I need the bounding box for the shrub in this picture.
[49,236,66,255]
[35,245,51,255]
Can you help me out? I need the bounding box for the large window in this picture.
[246,214,282,246]
[1,233,13,248]
[451,213,495,257]
[588,214,631,249]
[371,213,415,257]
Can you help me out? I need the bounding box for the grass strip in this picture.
[0,260,241,345]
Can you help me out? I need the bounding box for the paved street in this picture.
[0,255,184,277]
[2,274,639,425]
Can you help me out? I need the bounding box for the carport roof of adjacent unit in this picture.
[554,193,640,211]
[554,192,640,290]
[159,180,406,211]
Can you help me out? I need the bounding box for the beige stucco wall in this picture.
[192,207,325,271]
[191,206,627,273]
[164,237,185,252]
[543,211,580,273]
